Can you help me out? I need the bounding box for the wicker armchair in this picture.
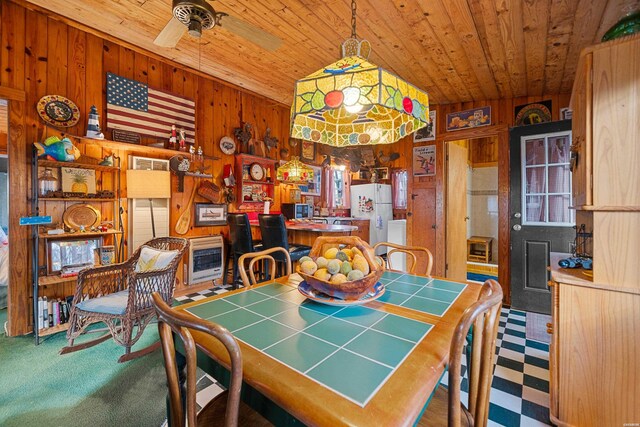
[61,237,189,362]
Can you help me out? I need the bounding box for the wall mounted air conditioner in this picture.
[128,156,171,256]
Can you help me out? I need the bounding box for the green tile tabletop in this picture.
[181,276,478,423]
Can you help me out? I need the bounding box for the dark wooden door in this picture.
[510,120,574,314]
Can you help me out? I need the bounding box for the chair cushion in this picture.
[135,246,179,272]
[75,289,129,316]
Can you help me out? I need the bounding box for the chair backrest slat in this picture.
[238,247,292,287]
[448,279,502,427]
[373,241,434,276]
[152,293,243,427]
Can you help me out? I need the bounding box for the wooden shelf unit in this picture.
[549,34,640,427]
[38,323,70,337]
[38,275,78,286]
[30,149,122,343]
[38,229,122,240]
[235,154,276,210]
[74,136,220,160]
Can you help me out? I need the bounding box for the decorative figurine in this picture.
[177,128,186,151]
[263,127,278,158]
[169,124,177,148]
[99,154,114,166]
[33,137,81,162]
[233,123,253,154]
[85,105,104,139]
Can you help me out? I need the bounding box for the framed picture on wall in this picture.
[301,164,322,196]
[301,140,316,162]
[413,145,436,176]
[413,110,436,142]
[446,106,491,131]
[194,203,228,226]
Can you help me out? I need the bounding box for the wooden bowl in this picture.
[296,236,384,300]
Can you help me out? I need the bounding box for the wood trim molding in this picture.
[441,123,511,304]
[0,86,26,101]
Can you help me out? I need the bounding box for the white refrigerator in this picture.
[350,183,393,254]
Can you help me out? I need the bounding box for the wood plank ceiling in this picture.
[20,0,640,106]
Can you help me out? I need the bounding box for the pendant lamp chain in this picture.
[351,0,357,38]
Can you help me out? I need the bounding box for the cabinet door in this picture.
[570,53,592,207]
[592,39,640,206]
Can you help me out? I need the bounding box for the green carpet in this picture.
[0,309,167,427]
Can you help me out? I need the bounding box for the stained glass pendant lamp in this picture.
[276,157,314,183]
[290,0,429,147]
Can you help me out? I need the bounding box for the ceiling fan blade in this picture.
[154,17,187,48]
[221,14,282,52]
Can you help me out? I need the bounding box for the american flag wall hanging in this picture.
[106,72,196,144]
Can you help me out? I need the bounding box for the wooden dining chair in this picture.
[152,293,272,427]
[417,279,503,427]
[373,241,434,277]
[238,247,291,287]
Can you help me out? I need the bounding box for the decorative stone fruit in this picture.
[330,273,348,284]
[299,256,313,265]
[340,261,353,275]
[316,256,329,269]
[300,260,318,275]
[335,250,349,262]
[326,259,342,275]
[313,268,331,281]
[347,270,365,281]
[324,247,339,259]
[353,256,370,275]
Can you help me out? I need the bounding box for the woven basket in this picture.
[197,180,221,203]
[296,236,383,300]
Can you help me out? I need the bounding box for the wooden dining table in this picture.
[176,270,481,426]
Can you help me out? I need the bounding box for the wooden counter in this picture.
[250,221,358,246]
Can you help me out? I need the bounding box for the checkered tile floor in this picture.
[175,287,551,426]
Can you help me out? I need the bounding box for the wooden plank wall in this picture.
[1,2,294,336]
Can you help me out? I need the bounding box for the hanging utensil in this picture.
[174,184,198,235]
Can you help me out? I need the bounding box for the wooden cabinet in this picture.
[549,255,640,427]
[570,34,640,209]
[550,34,640,427]
[30,153,122,342]
[235,154,276,210]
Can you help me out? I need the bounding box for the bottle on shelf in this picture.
[38,168,58,197]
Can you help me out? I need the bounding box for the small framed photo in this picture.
[373,167,389,180]
[301,164,322,196]
[61,167,96,194]
[414,110,436,142]
[194,203,228,226]
[301,140,316,162]
[413,145,436,176]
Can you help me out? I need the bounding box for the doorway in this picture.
[446,137,500,283]
[0,99,8,311]
[509,121,574,314]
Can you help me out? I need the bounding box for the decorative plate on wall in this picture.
[219,136,236,155]
[62,204,101,231]
[37,95,81,127]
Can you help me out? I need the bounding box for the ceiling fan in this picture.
[154,0,282,51]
